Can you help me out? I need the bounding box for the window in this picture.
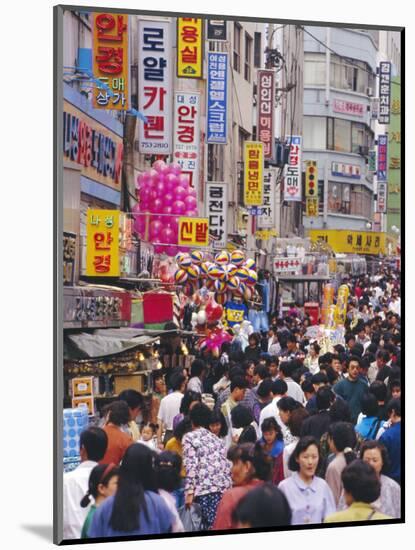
[330,55,373,93]
[351,122,366,154]
[254,32,262,68]
[233,23,241,72]
[207,144,224,181]
[238,127,250,204]
[303,116,326,149]
[328,182,351,214]
[245,33,253,82]
[304,53,326,86]
[333,118,351,152]
[350,185,372,218]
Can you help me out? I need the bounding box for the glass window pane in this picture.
[304,53,326,85]
[334,118,351,152]
[303,116,326,149]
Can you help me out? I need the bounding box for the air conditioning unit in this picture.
[366,87,374,97]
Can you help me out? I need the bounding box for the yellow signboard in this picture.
[255,229,277,240]
[309,229,388,255]
[86,209,120,276]
[178,217,209,247]
[93,13,129,110]
[244,142,264,206]
[177,18,203,78]
[306,197,319,217]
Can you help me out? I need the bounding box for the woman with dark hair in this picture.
[80,464,119,538]
[304,342,321,375]
[283,407,310,478]
[277,396,303,445]
[231,404,258,444]
[208,410,229,441]
[101,401,134,465]
[360,441,401,518]
[231,483,292,528]
[155,452,185,532]
[355,393,381,440]
[324,460,391,522]
[325,422,357,506]
[165,417,192,509]
[172,390,202,431]
[279,436,336,525]
[259,417,284,485]
[213,443,271,530]
[182,403,232,529]
[88,444,174,537]
[244,333,262,363]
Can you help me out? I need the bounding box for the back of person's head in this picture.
[288,436,320,472]
[170,372,186,392]
[277,396,302,413]
[231,376,248,392]
[369,381,387,403]
[231,404,254,429]
[261,417,283,440]
[254,364,270,380]
[80,427,108,462]
[231,483,292,528]
[324,365,340,386]
[367,343,379,355]
[271,379,288,396]
[228,442,272,481]
[287,407,310,437]
[118,390,144,412]
[350,343,364,358]
[311,372,328,386]
[179,390,202,415]
[189,402,211,428]
[173,416,192,441]
[190,359,206,378]
[316,386,334,411]
[301,380,314,395]
[110,443,157,531]
[386,397,401,418]
[155,451,182,493]
[107,401,130,426]
[279,361,294,378]
[80,463,119,508]
[329,397,352,423]
[327,422,357,464]
[229,366,245,380]
[341,459,381,503]
[257,378,273,399]
[361,393,379,417]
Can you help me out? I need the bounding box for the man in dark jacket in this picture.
[333,356,369,424]
[300,386,334,439]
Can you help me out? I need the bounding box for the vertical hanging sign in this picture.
[206,183,228,248]
[257,168,276,228]
[207,52,228,144]
[377,135,388,182]
[283,136,302,202]
[86,209,120,276]
[173,92,201,197]
[257,70,275,159]
[138,20,172,154]
[177,18,203,78]
[378,61,391,125]
[244,142,264,206]
[93,13,129,110]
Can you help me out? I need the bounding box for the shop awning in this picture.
[65,330,160,359]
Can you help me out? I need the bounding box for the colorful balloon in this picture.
[191,250,204,265]
[177,254,192,269]
[227,276,240,291]
[187,264,201,280]
[160,226,175,244]
[149,220,163,238]
[215,292,226,305]
[174,269,189,284]
[205,298,224,323]
[174,186,187,201]
[246,269,258,285]
[208,265,226,280]
[231,249,245,266]
[214,280,227,293]
[154,244,166,254]
[236,266,249,281]
[245,258,256,270]
[215,251,231,266]
[184,195,197,211]
[152,160,167,173]
[172,200,186,215]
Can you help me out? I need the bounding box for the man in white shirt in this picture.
[278,361,305,404]
[157,372,186,445]
[63,427,108,540]
[259,379,288,437]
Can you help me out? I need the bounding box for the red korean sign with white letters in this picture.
[173,92,200,198]
[257,70,275,159]
[138,20,172,153]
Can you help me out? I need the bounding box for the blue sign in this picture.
[207,52,228,144]
[247,207,265,216]
[377,134,388,182]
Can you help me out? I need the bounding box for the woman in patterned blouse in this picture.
[182,403,232,530]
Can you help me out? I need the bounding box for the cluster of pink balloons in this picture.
[133,160,198,256]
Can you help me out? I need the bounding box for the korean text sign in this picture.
[86,209,120,276]
[207,52,228,144]
[178,217,209,247]
[377,134,388,182]
[283,136,302,202]
[93,13,129,110]
[206,183,228,248]
[173,92,200,195]
[309,229,386,255]
[244,142,264,206]
[177,18,203,78]
[378,61,391,125]
[257,70,275,158]
[138,20,172,153]
[257,168,276,228]
[207,20,227,41]
[377,182,387,214]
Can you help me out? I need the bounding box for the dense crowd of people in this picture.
[63,266,402,539]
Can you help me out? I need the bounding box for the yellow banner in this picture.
[309,229,387,255]
[306,197,319,217]
[178,217,209,247]
[244,142,264,206]
[93,13,129,110]
[177,18,203,78]
[86,209,120,276]
[255,229,277,240]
